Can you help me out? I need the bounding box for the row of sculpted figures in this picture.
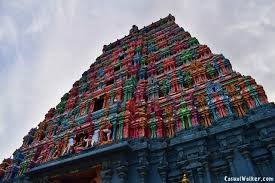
[20,73,269,146]
[1,68,269,182]
[0,78,268,182]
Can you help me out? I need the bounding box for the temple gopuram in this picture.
[1,14,275,183]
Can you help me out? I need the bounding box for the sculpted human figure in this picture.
[52,141,63,159]
[63,135,75,154]
[84,130,94,148]
[37,143,50,164]
[179,100,191,129]
[100,120,112,143]
[32,128,45,144]
[196,94,211,127]
[117,110,124,140]
[225,84,246,117]
[91,129,100,147]
[165,106,175,138]
[212,92,227,118]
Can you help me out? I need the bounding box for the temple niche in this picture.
[2,14,275,183]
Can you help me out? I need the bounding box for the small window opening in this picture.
[114,65,120,72]
[106,79,114,86]
[119,54,125,60]
[93,95,105,112]
[212,87,216,92]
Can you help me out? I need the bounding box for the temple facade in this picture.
[1,14,275,183]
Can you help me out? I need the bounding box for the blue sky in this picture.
[0,0,275,161]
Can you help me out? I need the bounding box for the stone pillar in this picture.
[89,98,95,113]
[137,164,148,183]
[222,148,236,176]
[197,167,204,183]
[202,161,211,183]
[110,115,117,141]
[267,143,275,159]
[101,161,113,183]
[227,158,236,176]
[238,144,256,176]
[137,151,149,183]
[101,169,112,183]
[117,161,128,183]
[158,162,168,183]
[186,170,194,183]
[104,93,110,108]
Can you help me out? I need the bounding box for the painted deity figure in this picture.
[164,106,175,138]
[206,62,216,79]
[82,120,95,148]
[0,159,12,180]
[18,160,29,176]
[117,109,124,140]
[22,128,37,147]
[63,135,75,155]
[239,76,267,109]
[91,129,100,147]
[147,78,159,100]
[178,100,192,129]
[32,127,45,144]
[196,94,211,127]
[149,114,157,139]
[124,99,135,138]
[206,83,233,121]
[37,143,51,164]
[184,71,192,88]
[225,84,246,118]
[52,141,64,159]
[190,60,206,85]
[133,104,147,138]
[123,77,136,101]
[99,119,113,144]
[3,164,19,181]
[135,80,147,102]
[148,101,164,138]
[79,101,88,116]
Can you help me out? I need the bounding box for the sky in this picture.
[0,0,275,161]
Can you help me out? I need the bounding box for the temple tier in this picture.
[1,14,274,183]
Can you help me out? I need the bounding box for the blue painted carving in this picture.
[206,82,233,121]
[133,52,141,65]
[138,66,147,80]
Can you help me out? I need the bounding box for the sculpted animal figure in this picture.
[90,129,99,147]
[63,136,75,154]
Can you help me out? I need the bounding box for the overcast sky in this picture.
[0,0,274,161]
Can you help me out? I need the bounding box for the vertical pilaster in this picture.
[117,161,128,183]
[101,161,113,183]
[137,150,149,183]
[238,144,256,176]
[158,161,168,183]
[197,167,204,183]
[201,159,211,183]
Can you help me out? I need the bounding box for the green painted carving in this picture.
[184,71,192,87]
[141,58,147,66]
[189,37,199,47]
[179,99,191,129]
[149,115,157,139]
[206,63,216,78]
[117,112,124,140]
[180,50,192,64]
[123,77,137,101]
[161,80,167,96]
[245,79,262,107]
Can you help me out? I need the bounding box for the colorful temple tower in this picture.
[1,14,275,183]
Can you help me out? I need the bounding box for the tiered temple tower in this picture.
[1,14,275,183]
